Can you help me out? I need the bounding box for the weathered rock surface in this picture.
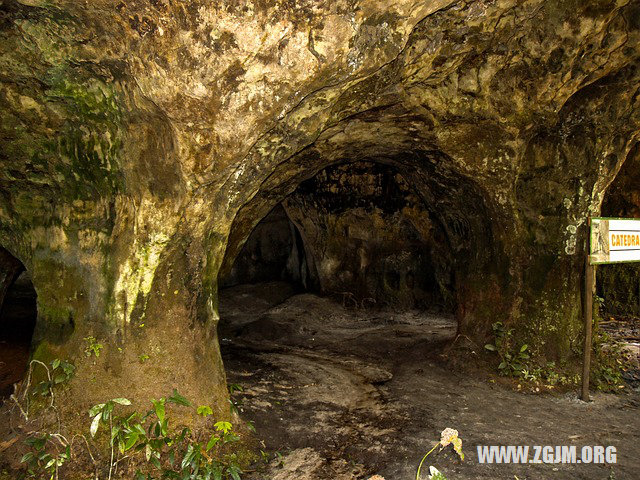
[283,161,455,310]
[0,247,23,309]
[0,0,638,413]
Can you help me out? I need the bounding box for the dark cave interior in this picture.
[0,250,37,400]
[220,160,458,314]
[597,143,640,318]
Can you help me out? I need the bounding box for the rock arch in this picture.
[0,0,637,419]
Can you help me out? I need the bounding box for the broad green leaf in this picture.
[181,444,195,470]
[113,398,132,406]
[246,421,256,433]
[197,405,213,417]
[484,344,496,351]
[90,413,101,437]
[89,403,105,417]
[168,389,191,407]
[124,432,138,451]
[229,465,242,480]
[51,359,60,370]
[102,402,114,421]
[520,344,528,352]
[150,456,161,469]
[20,453,35,464]
[153,400,165,423]
[206,434,220,452]
[214,421,232,434]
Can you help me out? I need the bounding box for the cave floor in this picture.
[219,282,640,480]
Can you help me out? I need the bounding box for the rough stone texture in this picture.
[283,161,454,310]
[0,0,638,414]
[0,247,23,311]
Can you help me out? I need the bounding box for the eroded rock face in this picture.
[283,161,455,310]
[0,0,638,411]
[0,247,23,310]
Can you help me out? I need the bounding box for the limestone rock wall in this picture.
[0,0,638,408]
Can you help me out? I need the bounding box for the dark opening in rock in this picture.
[283,160,454,311]
[0,252,37,400]
[597,143,640,317]
[219,204,311,290]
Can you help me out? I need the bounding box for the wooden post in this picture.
[581,254,594,401]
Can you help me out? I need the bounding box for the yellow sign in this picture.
[590,218,640,264]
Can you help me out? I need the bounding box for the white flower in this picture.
[439,428,458,447]
[428,466,446,479]
[439,427,464,460]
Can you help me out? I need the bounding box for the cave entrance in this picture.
[0,248,37,400]
[218,159,460,345]
[280,160,455,312]
[219,204,311,291]
[596,143,640,361]
[217,159,469,463]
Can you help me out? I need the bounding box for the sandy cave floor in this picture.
[219,282,640,480]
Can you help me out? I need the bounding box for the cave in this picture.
[596,143,640,349]
[0,248,37,400]
[219,159,465,353]
[219,204,310,291]
[222,160,461,311]
[0,1,639,478]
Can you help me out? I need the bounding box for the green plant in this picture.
[139,354,150,363]
[31,359,76,398]
[89,390,244,480]
[228,384,244,415]
[590,291,630,392]
[427,466,447,480]
[485,322,530,376]
[21,434,70,480]
[11,359,75,422]
[197,405,213,417]
[84,336,104,358]
[592,328,628,391]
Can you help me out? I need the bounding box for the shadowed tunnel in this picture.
[0,248,36,399]
[0,1,638,477]
[220,158,477,314]
[217,148,503,352]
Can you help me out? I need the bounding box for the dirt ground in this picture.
[219,282,640,480]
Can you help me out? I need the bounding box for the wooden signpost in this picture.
[582,217,640,401]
